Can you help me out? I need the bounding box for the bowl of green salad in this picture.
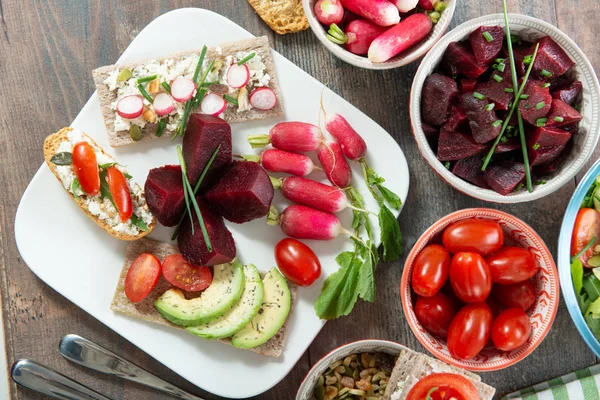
[559,157,600,357]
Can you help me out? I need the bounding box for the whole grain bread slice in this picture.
[110,238,296,357]
[93,36,284,147]
[247,0,309,34]
[43,127,155,241]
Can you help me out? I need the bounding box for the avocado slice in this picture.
[155,261,245,327]
[231,267,291,349]
[187,264,264,339]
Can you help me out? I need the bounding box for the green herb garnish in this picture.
[444,161,451,169]
[533,143,540,150]
[542,82,551,88]
[482,31,494,42]
[554,116,565,122]
[493,74,503,83]
[520,94,530,100]
[130,213,149,232]
[572,237,597,263]
[473,92,485,100]
[426,387,439,400]
[537,118,548,127]
[156,118,166,137]
[71,178,82,199]
[536,179,547,185]
[492,119,503,127]
[237,51,256,66]
[523,55,533,65]
[138,84,153,103]
[224,94,238,105]
[98,162,118,169]
[161,81,171,94]
[50,152,72,166]
[541,69,553,78]
[536,101,546,110]
[327,23,348,45]
[504,88,514,93]
[137,75,157,84]
[485,103,495,111]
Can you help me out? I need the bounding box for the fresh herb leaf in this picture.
[314,252,361,319]
[98,162,118,169]
[130,213,149,232]
[585,314,600,340]
[426,387,439,400]
[99,170,117,209]
[124,172,133,179]
[583,273,600,303]
[379,204,402,261]
[357,245,375,302]
[572,259,584,294]
[224,94,238,105]
[572,237,596,263]
[237,51,256,66]
[71,178,82,199]
[376,184,402,210]
[50,152,72,165]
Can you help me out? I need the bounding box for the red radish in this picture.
[325,113,367,160]
[314,0,344,25]
[339,0,400,26]
[170,77,196,102]
[249,87,278,110]
[226,64,250,88]
[391,0,418,13]
[153,93,175,116]
[368,13,433,63]
[317,141,352,188]
[116,95,144,119]
[257,149,319,177]
[248,122,322,151]
[345,20,387,56]
[278,205,344,240]
[200,93,227,116]
[418,0,437,10]
[272,176,351,214]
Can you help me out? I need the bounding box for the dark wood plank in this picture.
[0,0,598,399]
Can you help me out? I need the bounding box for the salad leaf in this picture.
[578,292,590,314]
[314,252,361,319]
[585,314,600,341]
[357,243,375,302]
[99,170,117,209]
[130,214,149,232]
[379,204,402,261]
[582,177,600,208]
[71,178,82,200]
[377,184,402,211]
[583,274,600,303]
[572,259,584,294]
[124,172,133,179]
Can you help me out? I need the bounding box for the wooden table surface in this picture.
[1,0,600,399]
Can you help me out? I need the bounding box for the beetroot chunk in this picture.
[461,79,478,93]
[552,81,582,105]
[534,139,573,175]
[476,80,512,111]
[144,165,185,227]
[532,37,575,79]
[204,161,274,224]
[421,73,459,126]
[546,99,582,127]
[442,106,469,132]
[178,198,236,266]
[469,26,504,65]
[529,144,566,167]
[452,156,489,188]
[460,93,501,143]
[519,81,552,125]
[422,123,440,147]
[495,138,521,153]
[443,42,488,79]
[528,126,572,148]
[437,130,486,161]
[183,114,232,189]
[484,161,526,195]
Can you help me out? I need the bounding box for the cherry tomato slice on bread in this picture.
[491,308,532,351]
[485,246,538,284]
[162,254,212,292]
[442,219,504,255]
[274,238,321,287]
[571,208,600,267]
[124,253,161,303]
[412,244,451,297]
[72,141,100,196]
[406,373,480,400]
[106,166,133,223]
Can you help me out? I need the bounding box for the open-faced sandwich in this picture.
[93,36,284,147]
[44,127,155,240]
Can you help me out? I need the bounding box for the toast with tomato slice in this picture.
[44,127,156,240]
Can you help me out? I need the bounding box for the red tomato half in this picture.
[493,280,536,311]
[274,238,321,287]
[442,219,504,255]
[412,244,451,297]
[162,254,212,292]
[106,166,133,222]
[124,253,161,303]
[571,208,600,267]
[491,308,532,351]
[415,292,458,337]
[72,141,100,196]
[406,373,480,400]
[447,302,492,360]
[449,252,492,303]
[485,246,538,284]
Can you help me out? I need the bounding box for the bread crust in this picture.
[43,127,155,241]
[247,0,309,34]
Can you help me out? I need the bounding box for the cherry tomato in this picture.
[415,292,458,337]
[274,238,321,287]
[412,244,451,297]
[72,141,100,196]
[162,254,212,292]
[447,302,492,360]
[442,218,504,255]
[485,246,538,284]
[493,280,536,311]
[406,373,480,400]
[449,252,492,303]
[124,253,161,303]
[106,166,133,222]
[571,208,600,267]
[491,308,532,351]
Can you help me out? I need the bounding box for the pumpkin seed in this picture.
[117,68,132,82]
[129,125,142,141]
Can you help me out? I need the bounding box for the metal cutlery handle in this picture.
[11,359,112,400]
[59,334,204,400]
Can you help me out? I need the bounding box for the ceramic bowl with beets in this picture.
[409,14,600,203]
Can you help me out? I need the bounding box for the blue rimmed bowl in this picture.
[558,157,600,357]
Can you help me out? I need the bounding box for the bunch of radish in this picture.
[313,0,448,62]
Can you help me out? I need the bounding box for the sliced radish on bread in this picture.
[116,95,144,119]
[201,93,227,116]
[171,77,196,102]
[153,93,175,116]
[226,64,250,88]
[249,88,277,110]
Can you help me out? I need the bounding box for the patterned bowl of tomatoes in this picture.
[401,208,559,371]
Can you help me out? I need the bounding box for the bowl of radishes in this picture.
[302,0,456,69]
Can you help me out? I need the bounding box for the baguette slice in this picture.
[110,238,296,357]
[93,36,284,147]
[44,127,155,241]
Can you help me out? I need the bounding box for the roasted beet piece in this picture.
[443,42,488,79]
[442,106,469,132]
[144,165,185,227]
[452,156,489,188]
[528,126,571,148]
[476,80,512,110]
[421,73,459,126]
[422,123,440,147]
[546,99,582,127]
[529,144,566,167]
[183,114,233,189]
[511,45,533,76]
[519,81,552,125]
[461,79,478,93]
[469,26,504,65]
[534,139,573,175]
[204,161,274,224]
[437,130,486,161]
[460,93,501,143]
[532,37,575,79]
[552,81,582,105]
[484,161,526,195]
[178,198,236,266]
[495,138,521,153]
